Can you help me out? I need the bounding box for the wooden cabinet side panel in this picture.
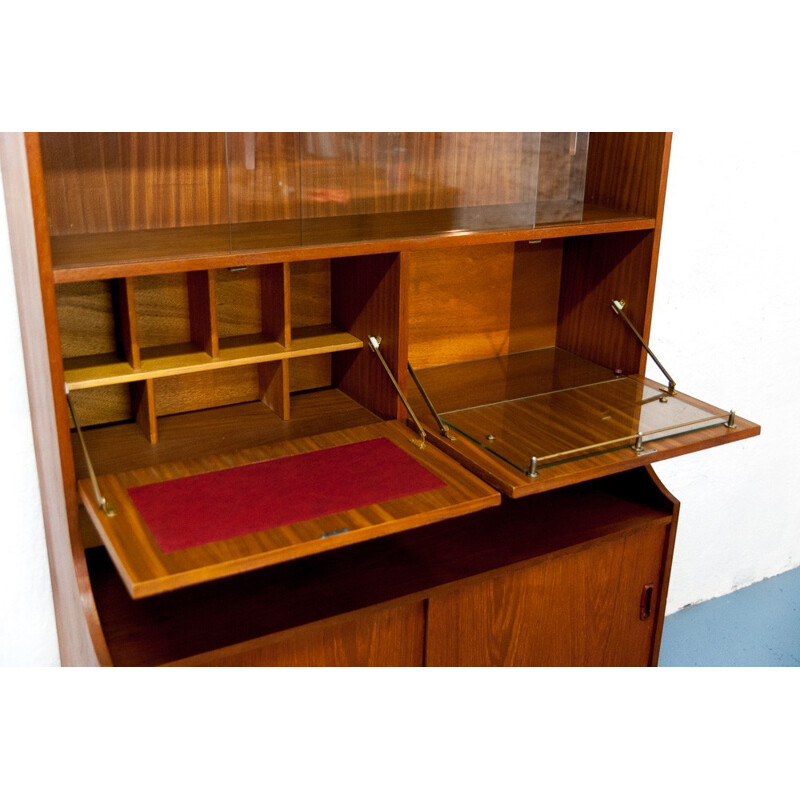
[585,133,668,219]
[171,601,426,667]
[2,133,110,665]
[556,230,655,375]
[332,252,407,419]
[426,524,669,667]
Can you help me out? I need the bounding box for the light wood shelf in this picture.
[63,325,362,390]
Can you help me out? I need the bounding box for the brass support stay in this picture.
[611,299,677,395]
[65,386,116,517]
[407,363,457,441]
[367,336,426,449]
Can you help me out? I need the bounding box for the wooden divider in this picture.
[59,260,364,442]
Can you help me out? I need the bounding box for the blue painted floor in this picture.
[658,566,800,666]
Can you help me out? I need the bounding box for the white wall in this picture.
[651,131,800,612]
[1,133,797,664]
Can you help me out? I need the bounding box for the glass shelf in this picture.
[442,377,731,475]
[406,348,746,492]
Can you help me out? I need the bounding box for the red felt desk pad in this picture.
[127,437,446,553]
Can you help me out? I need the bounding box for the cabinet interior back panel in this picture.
[407,240,563,369]
[56,281,118,358]
[39,132,230,234]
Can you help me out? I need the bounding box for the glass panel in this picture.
[411,348,616,414]
[226,132,303,251]
[442,377,730,475]
[536,132,590,223]
[43,133,590,267]
[228,133,547,250]
[300,132,542,241]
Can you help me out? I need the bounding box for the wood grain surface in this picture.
[169,601,426,667]
[406,241,563,368]
[426,522,669,666]
[409,358,760,497]
[9,131,761,668]
[80,420,500,598]
[1,132,111,664]
[48,205,657,282]
[85,467,675,665]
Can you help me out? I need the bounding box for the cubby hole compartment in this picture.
[290,258,334,395]
[134,271,215,365]
[67,384,136,430]
[216,263,288,353]
[289,257,365,377]
[58,279,138,388]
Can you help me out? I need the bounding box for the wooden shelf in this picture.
[50,204,656,284]
[64,325,362,390]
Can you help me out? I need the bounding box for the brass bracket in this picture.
[368,336,426,449]
[65,386,116,517]
[611,299,677,395]
[407,363,457,441]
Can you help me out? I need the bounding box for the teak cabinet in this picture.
[2,132,759,667]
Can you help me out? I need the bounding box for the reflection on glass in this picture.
[537,133,590,223]
[296,132,543,235]
[42,132,591,269]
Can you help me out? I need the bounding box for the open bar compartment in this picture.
[405,231,759,497]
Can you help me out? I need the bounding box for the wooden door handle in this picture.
[640,584,655,620]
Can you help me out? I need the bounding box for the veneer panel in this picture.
[80,420,500,598]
